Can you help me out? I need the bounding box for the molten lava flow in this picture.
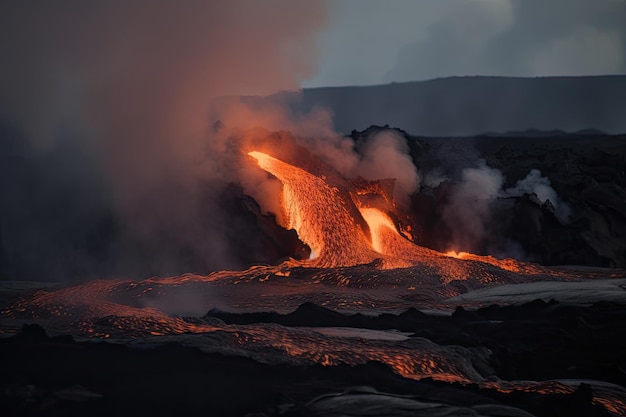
[357,207,442,269]
[248,150,444,270]
[249,151,379,268]
[444,250,542,274]
[249,150,547,277]
[357,208,395,253]
[357,207,442,259]
[3,148,624,416]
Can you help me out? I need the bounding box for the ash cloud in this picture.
[212,103,422,210]
[0,1,329,280]
[387,0,626,82]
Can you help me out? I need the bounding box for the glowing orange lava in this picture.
[249,150,552,278]
[0,148,622,417]
[249,150,437,270]
[249,151,379,268]
[358,207,442,269]
[357,208,395,253]
[445,250,542,273]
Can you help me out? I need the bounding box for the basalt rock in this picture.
[402,131,626,268]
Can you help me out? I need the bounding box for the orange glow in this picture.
[444,250,542,273]
[358,207,396,253]
[248,150,553,278]
[249,151,378,268]
[249,150,445,270]
[3,148,620,416]
[358,207,440,259]
[486,381,626,416]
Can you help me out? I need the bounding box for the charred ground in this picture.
[2,300,624,417]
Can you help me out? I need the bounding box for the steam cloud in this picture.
[441,161,504,252]
[0,1,425,281]
[0,1,329,280]
[0,1,579,281]
[353,130,421,207]
[436,160,571,256]
[505,169,572,223]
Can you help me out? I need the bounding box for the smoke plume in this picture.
[438,160,571,255]
[0,1,329,280]
[505,169,572,223]
[353,129,421,207]
[441,160,504,252]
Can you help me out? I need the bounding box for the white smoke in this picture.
[442,160,504,251]
[504,169,572,223]
[440,161,571,254]
[0,1,330,279]
[353,129,421,207]
[422,167,449,189]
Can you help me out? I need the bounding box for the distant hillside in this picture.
[244,75,626,136]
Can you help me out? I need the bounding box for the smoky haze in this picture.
[1,1,624,281]
[0,1,328,281]
[386,0,626,82]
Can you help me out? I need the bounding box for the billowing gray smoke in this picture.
[427,157,570,257]
[0,1,428,281]
[441,161,504,252]
[505,169,571,223]
[0,1,329,280]
[353,130,421,208]
[0,1,581,281]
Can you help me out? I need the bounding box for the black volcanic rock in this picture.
[3,302,624,417]
[398,131,626,267]
[205,302,351,327]
[206,300,626,388]
[292,301,345,319]
[13,323,49,343]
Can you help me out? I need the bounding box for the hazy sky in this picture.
[304,0,626,87]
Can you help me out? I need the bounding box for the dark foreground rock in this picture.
[206,300,626,387]
[2,301,625,416]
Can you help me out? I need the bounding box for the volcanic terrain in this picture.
[2,127,626,416]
